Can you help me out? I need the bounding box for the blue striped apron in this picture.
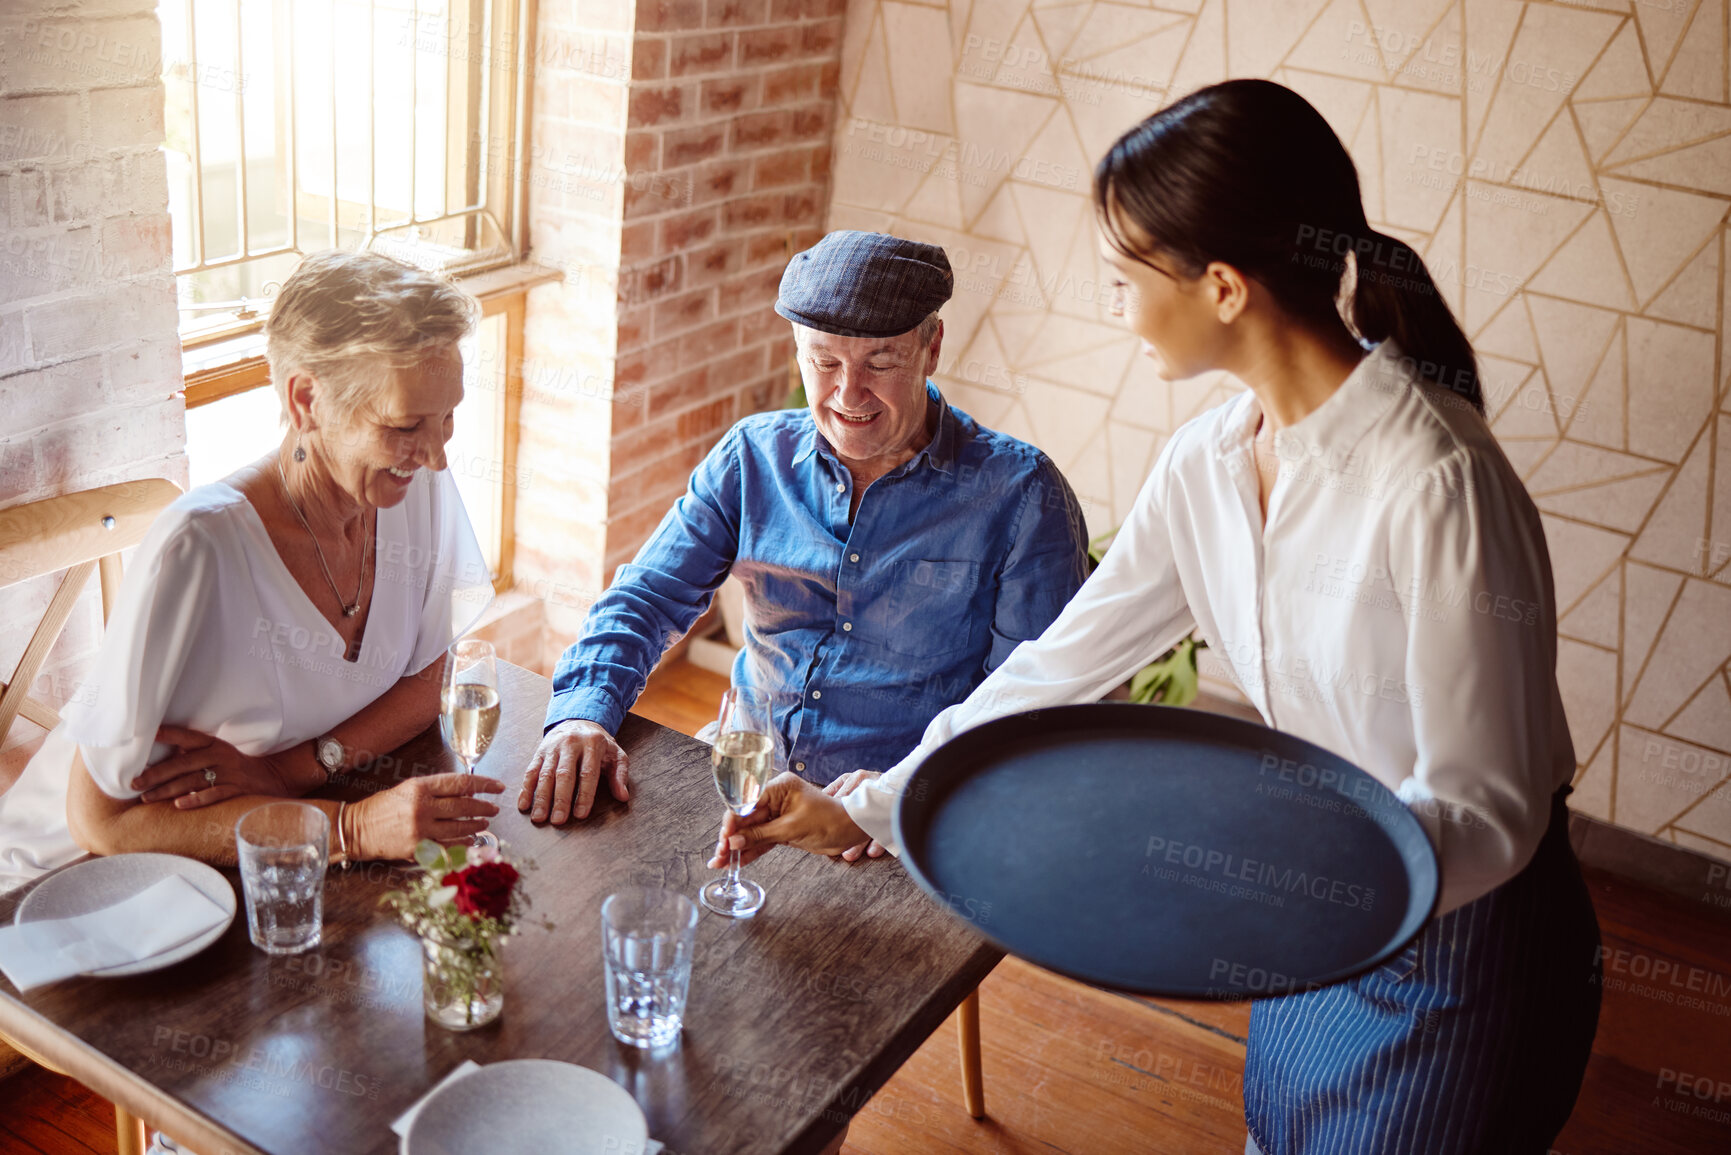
[1243,788,1601,1154]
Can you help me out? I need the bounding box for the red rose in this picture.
[441,861,520,920]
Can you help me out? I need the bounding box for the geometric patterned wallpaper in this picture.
[823,0,1731,860]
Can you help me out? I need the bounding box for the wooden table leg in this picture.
[115,1104,148,1155]
[957,986,984,1119]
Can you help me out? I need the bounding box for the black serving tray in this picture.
[894,704,1439,999]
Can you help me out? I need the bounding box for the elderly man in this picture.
[518,231,1088,831]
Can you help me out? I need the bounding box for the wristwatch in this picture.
[315,735,345,779]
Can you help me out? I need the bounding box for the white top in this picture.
[0,468,492,891]
[845,341,1575,915]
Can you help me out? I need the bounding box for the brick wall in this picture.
[513,0,637,667]
[471,590,549,675]
[514,0,844,671]
[607,0,842,577]
[0,0,186,781]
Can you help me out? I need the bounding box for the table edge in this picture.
[780,941,1005,1155]
[0,990,263,1155]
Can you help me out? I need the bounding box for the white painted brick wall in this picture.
[0,0,185,756]
[516,0,634,668]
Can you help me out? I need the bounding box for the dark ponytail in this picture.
[1092,79,1483,414]
[1345,229,1482,412]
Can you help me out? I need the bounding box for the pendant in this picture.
[343,604,360,618]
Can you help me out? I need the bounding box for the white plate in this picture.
[405,1060,650,1155]
[15,853,237,977]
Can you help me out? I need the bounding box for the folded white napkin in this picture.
[392,1061,663,1155]
[0,874,229,991]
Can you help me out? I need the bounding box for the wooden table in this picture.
[0,662,1001,1155]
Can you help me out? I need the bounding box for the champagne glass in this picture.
[699,686,775,918]
[440,638,501,852]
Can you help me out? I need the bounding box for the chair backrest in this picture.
[0,479,182,748]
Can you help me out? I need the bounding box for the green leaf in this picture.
[1086,528,1120,567]
[445,843,467,872]
[1128,663,1166,703]
[1163,651,1200,707]
[414,841,444,872]
[1127,636,1202,707]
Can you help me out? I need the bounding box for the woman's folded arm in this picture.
[68,744,504,865]
[66,746,342,865]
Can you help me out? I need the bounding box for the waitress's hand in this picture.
[706,772,872,868]
[131,725,298,807]
[823,770,888,862]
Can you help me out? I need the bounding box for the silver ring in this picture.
[204,769,218,785]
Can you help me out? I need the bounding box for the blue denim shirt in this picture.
[546,384,1090,785]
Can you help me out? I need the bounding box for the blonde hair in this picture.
[264,250,477,419]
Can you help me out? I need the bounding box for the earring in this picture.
[293,436,306,463]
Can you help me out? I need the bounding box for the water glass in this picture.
[235,802,329,955]
[601,887,697,1050]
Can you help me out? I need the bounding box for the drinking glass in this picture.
[441,638,501,852]
[601,887,698,1050]
[235,802,329,955]
[699,686,775,918]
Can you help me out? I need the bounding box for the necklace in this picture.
[275,455,372,618]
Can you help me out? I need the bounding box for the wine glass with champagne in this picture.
[440,638,502,852]
[699,686,776,918]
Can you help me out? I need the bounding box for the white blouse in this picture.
[845,341,1575,915]
[0,468,492,890]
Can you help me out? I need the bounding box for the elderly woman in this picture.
[0,250,505,887]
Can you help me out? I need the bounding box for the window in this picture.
[164,0,532,341]
[170,0,547,589]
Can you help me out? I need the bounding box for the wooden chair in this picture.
[958,986,984,1117]
[0,477,182,1155]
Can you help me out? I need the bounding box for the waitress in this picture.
[711,79,1601,1154]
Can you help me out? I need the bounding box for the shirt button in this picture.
[795,761,806,771]
[835,482,845,493]
[811,690,821,699]
[849,553,860,562]
[842,622,853,632]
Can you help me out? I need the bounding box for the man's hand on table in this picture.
[823,770,888,862]
[519,719,632,824]
[707,771,875,868]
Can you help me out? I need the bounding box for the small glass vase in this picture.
[420,927,504,1031]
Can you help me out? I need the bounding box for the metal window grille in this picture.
[162,0,531,341]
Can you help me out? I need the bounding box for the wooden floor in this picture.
[5,657,1730,1154]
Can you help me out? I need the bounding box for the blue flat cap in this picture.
[775,231,953,339]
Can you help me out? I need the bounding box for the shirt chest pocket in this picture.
[864,559,983,661]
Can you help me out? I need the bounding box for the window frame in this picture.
[169,0,541,348]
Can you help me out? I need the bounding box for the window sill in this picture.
[180,260,567,385]
[457,260,565,305]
